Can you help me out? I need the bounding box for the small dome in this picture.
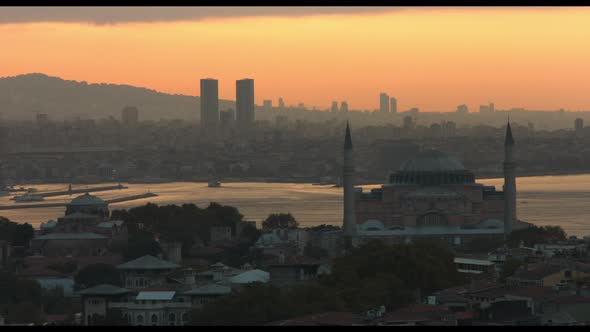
[399,150,466,172]
[69,192,106,205]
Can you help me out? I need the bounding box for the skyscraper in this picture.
[331,101,339,112]
[236,79,255,130]
[456,104,468,114]
[340,101,349,113]
[575,118,584,132]
[390,97,397,113]
[489,102,495,113]
[263,100,272,111]
[278,97,285,109]
[200,78,219,131]
[379,93,389,113]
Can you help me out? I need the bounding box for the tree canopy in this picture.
[0,271,44,324]
[262,213,299,230]
[74,263,122,290]
[191,240,463,325]
[0,216,35,247]
[507,225,567,248]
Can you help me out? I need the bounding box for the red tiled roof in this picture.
[380,304,454,323]
[19,255,123,278]
[267,312,365,326]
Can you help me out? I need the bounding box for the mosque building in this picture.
[341,122,518,248]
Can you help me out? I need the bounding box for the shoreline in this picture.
[9,170,590,187]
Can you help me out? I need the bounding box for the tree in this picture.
[123,231,161,261]
[93,308,129,326]
[0,271,43,324]
[74,264,121,290]
[262,213,299,230]
[0,217,35,247]
[507,225,567,248]
[499,258,523,283]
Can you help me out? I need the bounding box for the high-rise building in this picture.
[390,97,397,113]
[236,79,255,130]
[331,101,339,112]
[503,121,517,235]
[379,93,389,113]
[278,97,285,109]
[121,106,139,126]
[263,100,272,111]
[575,118,584,132]
[456,104,468,114]
[340,101,349,113]
[200,78,219,130]
[479,105,490,113]
[489,102,495,113]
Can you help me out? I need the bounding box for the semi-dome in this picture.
[390,150,475,186]
[399,150,466,172]
[69,193,106,205]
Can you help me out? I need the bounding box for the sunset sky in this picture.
[2,6,590,112]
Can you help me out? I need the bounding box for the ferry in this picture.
[13,193,45,202]
[208,179,221,188]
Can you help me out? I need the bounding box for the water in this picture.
[2,174,590,236]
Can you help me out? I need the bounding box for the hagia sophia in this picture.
[341,121,520,248]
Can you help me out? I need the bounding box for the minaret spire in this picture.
[503,120,517,236]
[342,121,357,239]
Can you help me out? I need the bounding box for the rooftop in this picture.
[34,232,107,240]
[136,291,176,301]
[117,255,180,270]
[68,192,107,206]
[184,284,232,296]
[78,284,131,296]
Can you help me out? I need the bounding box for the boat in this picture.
[13,193,45,202]
[208,179,221,188]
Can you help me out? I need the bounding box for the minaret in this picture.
[503,121,517,235]
[343,122,357,237]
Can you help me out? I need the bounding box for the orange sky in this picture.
[2,7,590,112]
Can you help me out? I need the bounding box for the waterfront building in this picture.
[341,121,519,248]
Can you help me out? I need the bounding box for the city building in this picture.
[331,101,339,113]
[341,121,519,248]
[263,100,273,111]
[278,97,285,109]
[575,118,584,133]
[456,104,468,114]
[121,106,139,126]
[390,97,397,113]
[379,93,390,113]
[340,101,349,113]
[200,78,219,131]
[236,79,255,130]
[479,105,490,113]
[219,109,235,128]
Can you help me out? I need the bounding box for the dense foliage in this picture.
[262,213,299,230]
[0,271,44,324]
[111,202,245,256]
[74,263,122,290]
[191,240,463,325]
[507,225,567,248]
[0,216,35,247]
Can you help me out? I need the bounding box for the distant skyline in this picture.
[2,6,590,111]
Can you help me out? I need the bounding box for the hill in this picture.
[0,73,236,121]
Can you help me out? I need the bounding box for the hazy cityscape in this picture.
[2,5,590,327]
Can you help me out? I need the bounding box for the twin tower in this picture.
[200,78,255,133]
[342,121,517,238]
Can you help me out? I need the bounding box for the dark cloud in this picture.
[0,7,401,25]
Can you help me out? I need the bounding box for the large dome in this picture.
[390,150,475,186]
[398,150,466,172]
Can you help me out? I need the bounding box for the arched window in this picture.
[168,313,176,325]
[136,315,144,325]
[87,315,92,326]
[151,314,158,325]
[182,313,189,323]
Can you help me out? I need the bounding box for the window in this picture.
[151,314,158,326]
[136,315,144,325]
[182,313,189,322]
[168,313,176,325]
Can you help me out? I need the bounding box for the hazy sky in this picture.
[2,6,590,111]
